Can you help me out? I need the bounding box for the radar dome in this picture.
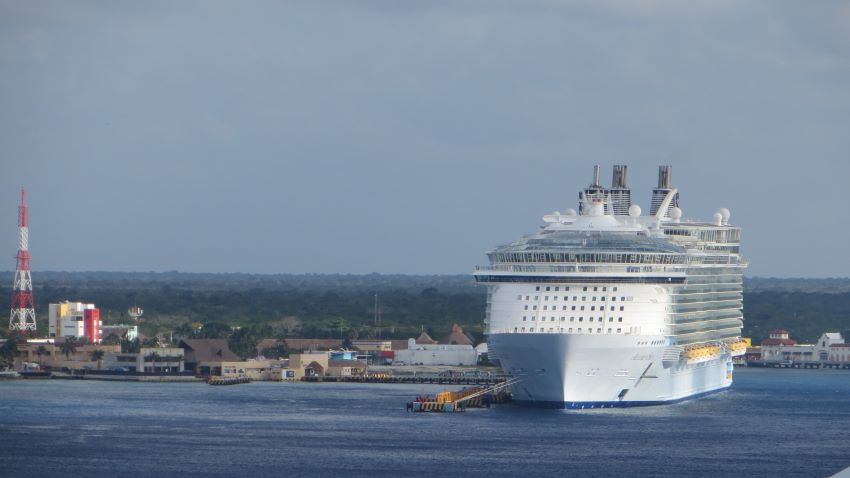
[628,205,641,217]
[670,207,682,220]
[564,208,577,216]
[713,213,723,226]
[718,207,730,225]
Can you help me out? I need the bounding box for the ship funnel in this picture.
[608,165,632,215]
[650,165,679,217]
[612,165,628,189]
[579,164,607,215]
[657,165,672,189]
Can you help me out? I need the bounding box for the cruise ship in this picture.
[474,165,748,408]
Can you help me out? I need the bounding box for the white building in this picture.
[394,338,477,366]
[101,325,139,342]
[104,347,185,373]
[48,301,102,343]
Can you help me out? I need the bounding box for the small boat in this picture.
[19,370,52,379]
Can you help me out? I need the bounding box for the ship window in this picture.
[551,317,556,322]
[530,327,534,332]
[573,296,577,301]
[534,296,538,300]
[562,306,567,311]
[522,316,527,321]
[543,306,547,310]
[549,328,553,332]
[579,317,583,322]
[544,296,549,301]
[601,297,605,301]
[535,286,540,291]
[618,317,623,322]
[597,328,602,333]
[583,287,588,291]
[555,286,559,291]
[613,287,618,292]
[570,317,575,322]
[514,327,518,333]
[525,296,530,300]
[588,328,593,334]
[591,306,595,311]
[568,328,573,333]
[531,317,536,321]
[592,297,596,302]
[581,306,585,311]
[608,317,613,322]
[533,306,537,310]
[521,327,526,332]
[620,306,625,311]
[603,287,607,291]
[577,328,582,333]
[593,287,598,292]
[517,295,522,300]
[553,296,558,301]
[610,306,614,311]
[540,329,545,333]
[566,287,570,291]
[582,296,586,301]
[607,328,612,333]
[612,297,616,302]
[571,306,576,311]
[560,317,565,322]
[524,305,528,310]
[620,297,625,301]
[617,328,621,333]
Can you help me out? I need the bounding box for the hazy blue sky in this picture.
[1,1,849,276]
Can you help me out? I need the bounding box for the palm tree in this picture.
[60,337,77,360]
[0,339,18,370]
[89,349,105,370]
[35,345,48,364]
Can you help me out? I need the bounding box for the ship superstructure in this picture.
[474,165,747,408]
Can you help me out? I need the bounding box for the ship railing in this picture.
[474,264,689,275]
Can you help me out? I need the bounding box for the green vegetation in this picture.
[0,272,848,346]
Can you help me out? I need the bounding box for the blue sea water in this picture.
[1,368,849,477]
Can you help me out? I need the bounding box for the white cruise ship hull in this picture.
[489,333,734,409]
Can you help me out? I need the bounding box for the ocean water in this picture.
[1,368,849,477]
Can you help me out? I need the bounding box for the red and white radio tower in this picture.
[9,187,36,332]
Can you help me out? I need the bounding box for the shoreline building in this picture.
[760,330,849,364]
[394,325,478,366]
[48,301,101,344]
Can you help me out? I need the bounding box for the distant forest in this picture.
[1,272,849,344]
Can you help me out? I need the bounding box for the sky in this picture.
[1,1,849,277]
